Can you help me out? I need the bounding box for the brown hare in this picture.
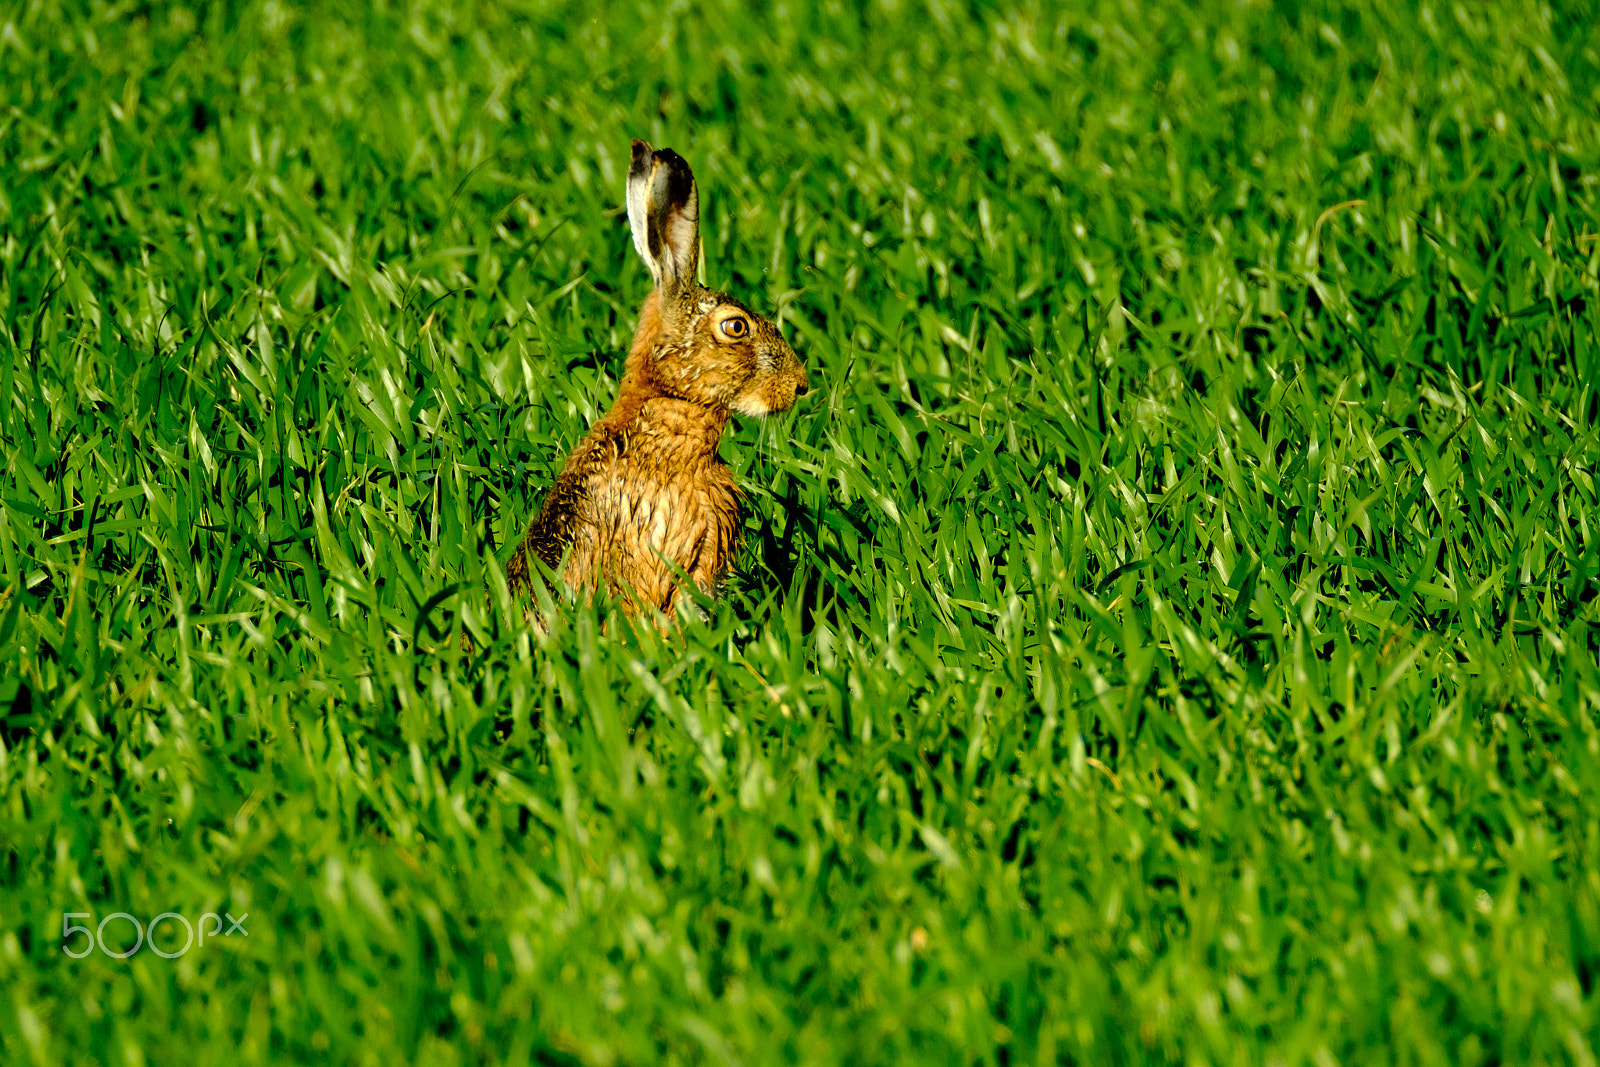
[504,140,809,619]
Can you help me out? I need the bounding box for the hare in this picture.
[504,140,809,619]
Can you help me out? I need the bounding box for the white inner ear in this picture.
[626,174,659,284]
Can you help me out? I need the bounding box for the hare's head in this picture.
[626,140,809,417]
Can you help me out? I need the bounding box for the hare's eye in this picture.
[718,316,749,340]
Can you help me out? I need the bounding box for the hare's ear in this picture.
[627,139,700,295]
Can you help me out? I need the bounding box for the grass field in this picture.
[2,0,1599,1063]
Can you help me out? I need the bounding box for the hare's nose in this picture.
[795,381,809,398]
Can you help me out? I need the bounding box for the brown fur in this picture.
[504,142,808,618]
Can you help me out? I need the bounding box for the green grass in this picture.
[2,0,1600,1063]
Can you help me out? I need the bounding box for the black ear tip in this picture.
[652,148,697,197]
[630,139,653,168]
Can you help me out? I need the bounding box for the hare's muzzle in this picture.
[785,360,810,408]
